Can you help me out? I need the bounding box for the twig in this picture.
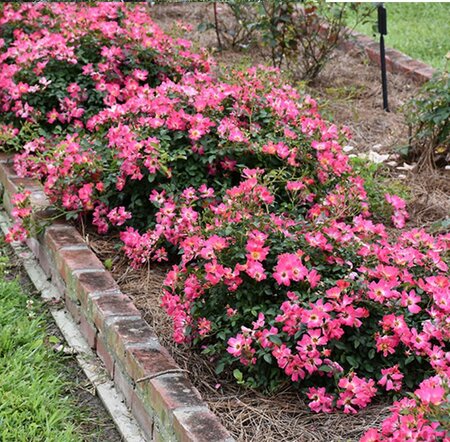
[213,3,222,50]
[136,368,188,383]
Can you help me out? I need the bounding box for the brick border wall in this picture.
[0,154,234,442]
[339,28,436,84]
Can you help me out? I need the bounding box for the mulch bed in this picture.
[150,2,449,229]
[89,234,390,442]
[87,4,448,441]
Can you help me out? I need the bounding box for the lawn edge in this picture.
[0,154,234,442]
[316,23,437,83]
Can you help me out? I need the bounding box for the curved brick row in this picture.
[314,21,435,84]
[339,28,436,83]
[0,155,234,442]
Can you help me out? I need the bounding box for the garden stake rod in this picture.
[377,3,389,112]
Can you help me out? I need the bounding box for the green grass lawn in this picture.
[0,250,111,441]
[353,3,450,70]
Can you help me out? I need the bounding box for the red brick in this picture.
[414,67,435,83]
[51,271,66,300]
[96,334,115,378]
[5,176,41,196]
[114,364,134,407]
[29,190,49,210]
[354,34,374,47]
[0,153,11,164]
[124,347,179,384]
[2,191,13,215]
[65,295,82,324]
[0,161,15,186]
[105,318,158,359]
[56,248,104,283]
[44,226,85,253]
[139,374,203,427]
[79,314,97,349]
[75,270,120,309]
[26,236,41,259]
[131,392,154,441]
[25,237,53,278]
[365,46,380,65]
[173,408,233,442]
[88,292,140,334]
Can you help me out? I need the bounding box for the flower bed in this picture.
[1,3,449,441]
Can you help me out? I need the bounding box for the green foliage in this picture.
[404,70,450,169]
[209,1,374,80]
[350,157,409,223]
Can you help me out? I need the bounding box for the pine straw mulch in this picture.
[82,5,447,440]
[150,2,450,229]
[88,233,390,442]
[150,2,414,154]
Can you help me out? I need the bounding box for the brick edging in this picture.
[339,28,436,83]
[0,154,234,442]
[315,21,436,84]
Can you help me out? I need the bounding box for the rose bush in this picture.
[157,171,449,405]
[2,4,449,440]
[13,63,358,235]
[0,3,211,150]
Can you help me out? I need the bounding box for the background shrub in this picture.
[209,0,373,80]
[404,69,450,170]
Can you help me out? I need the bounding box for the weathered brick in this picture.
[29,190,49,210]
[88,292,140,334]
[0,161,15,186]
[114,363,134,407]
[139,374,203,428]
[124,347,179,385]
[44,226,86,254]
[79,314,97,349]
[131,392,154,441]
[96,334,115,378]
[173,408,233,442]
[2,191,13,215]
[65,295,82,324]
[26,236,41,259]
[105,318,158,360]
[5,176,41,196]
[0,153,11,164]
[75,270,120,310]
[414,66,435,83]
[32,239,53,278]
[51,268,66,298]
[55,248,104,284]
[365,46,380,65]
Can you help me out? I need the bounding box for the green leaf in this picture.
[268,335,282,346]
[405,355,415,365]
[319,365,333,373]
[263,353,273,364]
[233,369,243,382]
[104,258,113,270]
[346,356,358,367]
[215,362,225,375]
[48,335,60,345]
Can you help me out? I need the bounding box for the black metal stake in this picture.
[378,4,389,112]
